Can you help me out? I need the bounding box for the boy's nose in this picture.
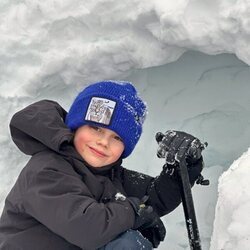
[96,135,109,147]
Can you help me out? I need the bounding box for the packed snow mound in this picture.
[1,0,250,97]
[210,148,250,250]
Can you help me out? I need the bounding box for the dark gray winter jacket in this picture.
[0,100,183,250]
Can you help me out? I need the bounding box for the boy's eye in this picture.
[90,125,101,132]
[114,135,123,142]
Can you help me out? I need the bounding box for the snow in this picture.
[115,192,127,201]
[1,1,250,249]
[125,51,250,250]
[210,148,250,250]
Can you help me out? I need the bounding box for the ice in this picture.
[1,0,250,249]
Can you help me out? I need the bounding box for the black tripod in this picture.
[156,131,209,250]
[177,158,209,250]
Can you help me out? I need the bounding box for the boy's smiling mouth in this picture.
[88,146,107,157]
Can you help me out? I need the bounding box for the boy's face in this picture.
[73,125,125,168]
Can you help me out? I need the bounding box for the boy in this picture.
[0,80,204,249]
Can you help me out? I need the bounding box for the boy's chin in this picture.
[82,155,112,168]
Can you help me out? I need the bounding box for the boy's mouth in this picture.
[88,146,107,157]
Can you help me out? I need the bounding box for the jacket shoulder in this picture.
[22,150,81,180]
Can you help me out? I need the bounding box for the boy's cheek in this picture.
[74,134,90,152]
[73,135,83,149]
[74,140,85,155]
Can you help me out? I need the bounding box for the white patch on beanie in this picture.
[85,97,116,125]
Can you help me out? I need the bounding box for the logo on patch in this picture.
[85,97,116,125]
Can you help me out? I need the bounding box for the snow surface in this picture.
[1,1,250,249]
[210,148,250,250]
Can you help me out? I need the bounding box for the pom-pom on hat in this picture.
[65,80,147,158]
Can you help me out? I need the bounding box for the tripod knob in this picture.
[196,174,210,186]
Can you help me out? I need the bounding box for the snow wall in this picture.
[1,1,250,249]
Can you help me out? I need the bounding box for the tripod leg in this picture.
[178,160,202,250]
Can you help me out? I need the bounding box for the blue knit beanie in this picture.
[65,80,147,158]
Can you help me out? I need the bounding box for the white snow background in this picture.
[1,0,250,249]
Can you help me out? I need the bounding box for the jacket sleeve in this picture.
[9,99,73,156]
[21,156,135,250]
[122,168,182,217]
